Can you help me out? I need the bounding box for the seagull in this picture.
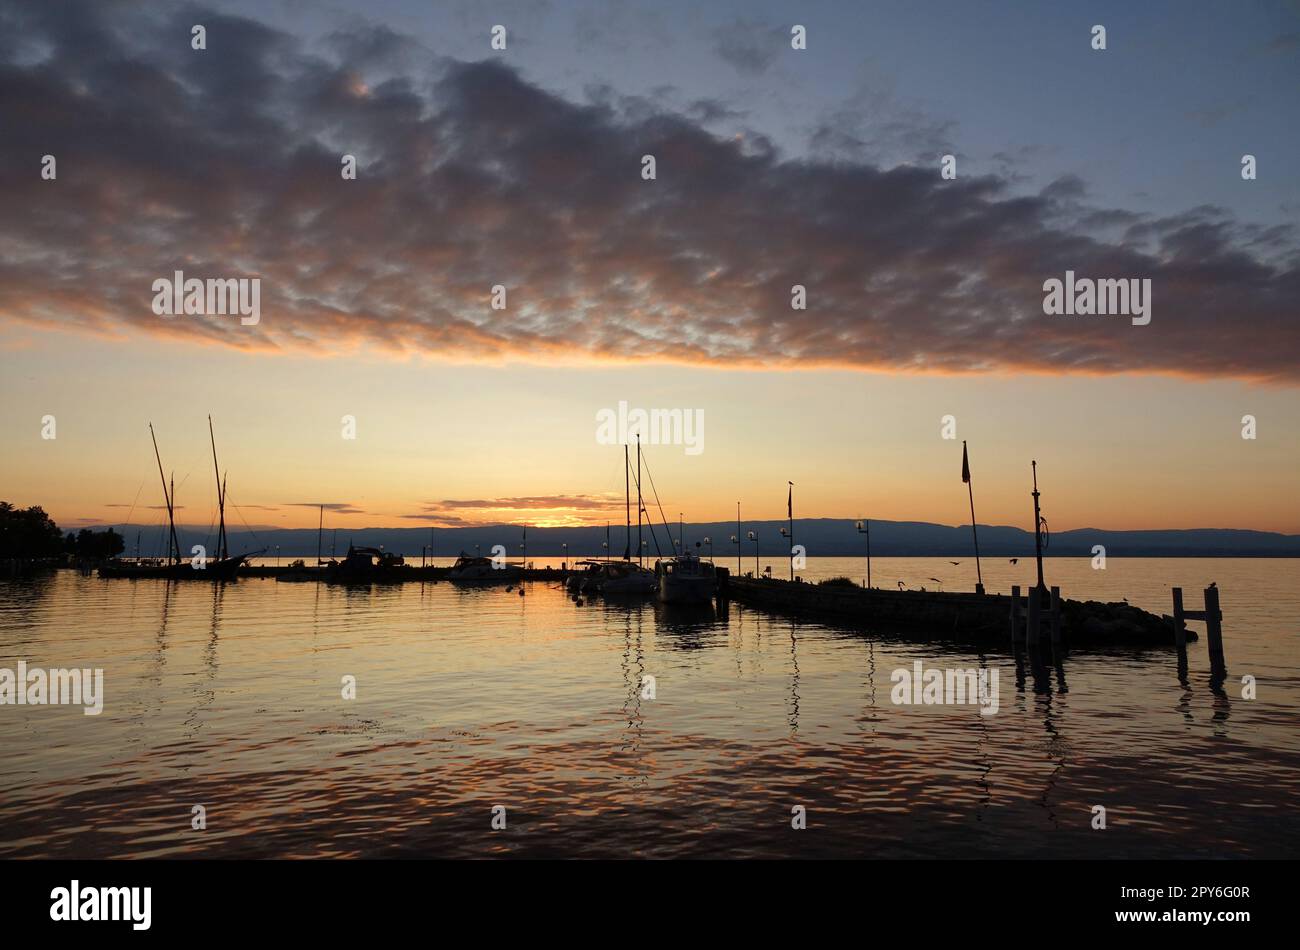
[897,580,906,590]
[1209,581,1217,589]
[1009,558,1019,565]
[949,561,961,566]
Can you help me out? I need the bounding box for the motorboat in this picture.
[446,553,523,584]
[655,554,717,604]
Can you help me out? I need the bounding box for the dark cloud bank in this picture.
[2,1,1297,382]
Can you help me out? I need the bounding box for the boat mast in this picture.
[624,444,631,560]
[317,504,323,564]
[1031,460,1046,592]
[636,436,643,568]
[208,415,227,560]
[149,423,180,565]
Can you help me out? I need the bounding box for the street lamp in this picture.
[780,526,792,581]
[855,520,871,589]
[747,530,759,578]
[703,536,713,561]
[561,541,568,570]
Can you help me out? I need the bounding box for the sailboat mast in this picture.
[624,444,631,559]
[317,504,323,564]
[208,415,227,560]
[636,436,643,568]
[170,474,177,564]
[149,423,180,565]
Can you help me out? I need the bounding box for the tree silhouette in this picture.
[0,501,65,558]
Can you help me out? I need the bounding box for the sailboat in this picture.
[201,415,260,578]
[276,503,331,582]
[645,456,717,605]
[597,444,656,595]
[100,419,256,579]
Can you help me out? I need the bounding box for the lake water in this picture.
[1,557,1297,858]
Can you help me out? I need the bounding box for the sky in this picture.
[1,0,1298,535]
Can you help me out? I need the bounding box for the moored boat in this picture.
[598,559,657,595]
[566,560,604,593]
[655,554,717,604]
[325,546,406,583]
[446,553,523,584]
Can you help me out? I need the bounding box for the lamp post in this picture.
[562,542,568,571]
[855,520,871,589]
[735,501,741,576]
[785,481,794,581]
[747,530,759,578]
[703,536,713,561]
[275,544,280,567]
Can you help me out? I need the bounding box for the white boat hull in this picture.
[601,573,657,595]
[656,574,715,604]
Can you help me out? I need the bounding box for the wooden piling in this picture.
[1205,585,1225,676]
[1171,587,1187,652]
[1010,585,1023,644]
[1049,586,1062,651]
[1026,586,1041,648]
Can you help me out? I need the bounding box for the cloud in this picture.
[2,2,1297,383]
[285,502,365,515]
[406,494,624,527]
[712,19,785,75]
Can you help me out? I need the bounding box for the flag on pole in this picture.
[961,442,971,483]
[787,482,792,517]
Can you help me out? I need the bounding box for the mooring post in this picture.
[1049,586,1062,651]
[1026,586,1041,649]
[1171,587,1187,652]
[1204,586,1225,676]
[1010,585,1022,644]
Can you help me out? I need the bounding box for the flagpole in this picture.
[963,441,985,595]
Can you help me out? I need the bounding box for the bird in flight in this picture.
[1009,558,1019,565]
[949,561,961,566]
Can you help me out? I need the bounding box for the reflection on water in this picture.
[0,557,1298,859]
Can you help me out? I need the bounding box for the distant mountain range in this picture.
[100,518,1300,558]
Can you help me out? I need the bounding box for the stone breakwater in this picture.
[723,576,1187,648]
